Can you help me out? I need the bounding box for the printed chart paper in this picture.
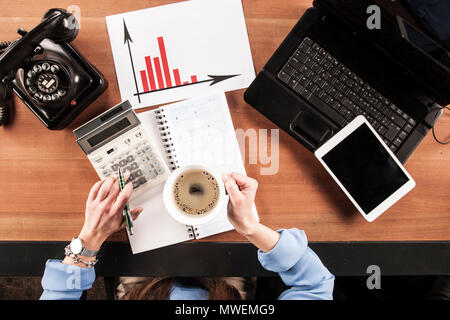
[106,0,255,108]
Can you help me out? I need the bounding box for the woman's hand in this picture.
[78,174,143,251]
[222,172,280,252]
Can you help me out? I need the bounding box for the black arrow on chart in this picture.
[123,19,141,103]
[133,74,241,97]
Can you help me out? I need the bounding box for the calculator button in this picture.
[140,157,148,164]
[151,160,160,168]
[111,164,120,171]
[147,169,157,179]
[138,177,147,185]
[147,153,155,160]
[124,138,131,144]
[129,173,136,181]
[143,145,151,152]
[119,159,127,167]
[126,155,135,162]
[137,149,144,156]
[156,167,164,175]
[123,166,132,173]
[130,162,138,170]
[132,181,140,189]
[94,156,103,163]
[135,169,143,177]
[106,147,117,154]
[102,169,111,176]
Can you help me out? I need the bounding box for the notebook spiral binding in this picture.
[155,109,197,239]
[186,225,200,239]
[186,226,199,239]
[155,108,179,171]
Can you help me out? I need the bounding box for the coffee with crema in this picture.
[173,169,219,216]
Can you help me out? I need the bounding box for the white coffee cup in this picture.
[163,164,226,225]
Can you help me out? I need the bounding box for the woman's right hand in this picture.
[222,173,280,252]
[222,172,259,236]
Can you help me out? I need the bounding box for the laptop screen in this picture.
[322,0,450,105]
[397,16,449,70]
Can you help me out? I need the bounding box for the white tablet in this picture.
[314,115,415,222]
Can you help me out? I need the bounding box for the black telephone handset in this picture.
[0,41,12,126]
[0,8,107,129]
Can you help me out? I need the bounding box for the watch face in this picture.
[70,238,83,255]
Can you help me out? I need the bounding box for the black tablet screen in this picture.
[322,123,409,213]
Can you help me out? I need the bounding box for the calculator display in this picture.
[88,118,132,147]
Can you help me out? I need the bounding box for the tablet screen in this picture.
[322,123,409,213]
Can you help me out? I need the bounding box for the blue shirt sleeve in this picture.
[40,229,332,300]
[40,259,96,300]
[258,228,334,300]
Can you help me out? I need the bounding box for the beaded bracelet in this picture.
[64,245,99,268]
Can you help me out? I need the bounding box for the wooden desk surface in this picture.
[0,0,448,243]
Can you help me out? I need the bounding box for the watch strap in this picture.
[80,247,99,257]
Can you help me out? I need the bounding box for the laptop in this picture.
[244,0,450,163]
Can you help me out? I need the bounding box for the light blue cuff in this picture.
[41,259,96,292]
[257,229,308,273]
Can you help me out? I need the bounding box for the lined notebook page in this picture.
[163,92,258,238]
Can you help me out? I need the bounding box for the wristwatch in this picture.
[69,237,99,257]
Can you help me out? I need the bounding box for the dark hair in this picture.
[121,277,242,300]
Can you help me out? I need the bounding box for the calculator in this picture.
[73,100,170,200]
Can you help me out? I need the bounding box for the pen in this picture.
[117,168,134,235]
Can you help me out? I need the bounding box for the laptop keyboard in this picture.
[277,37,416,153]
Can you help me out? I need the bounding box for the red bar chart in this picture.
[139,36,197,93]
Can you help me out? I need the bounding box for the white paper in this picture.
[127,92,258,253]
[128,184,192,254]
[162,92,258,239]
[105,0,255,109]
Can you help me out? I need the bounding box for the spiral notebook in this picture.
[128,92,258,254]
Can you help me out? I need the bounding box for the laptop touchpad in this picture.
[290,110,333,147]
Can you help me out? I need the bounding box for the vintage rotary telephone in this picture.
[0,8,107,129]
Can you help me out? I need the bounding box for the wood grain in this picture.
[0,0,448,243]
